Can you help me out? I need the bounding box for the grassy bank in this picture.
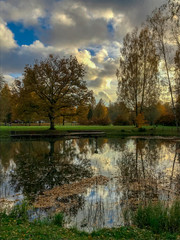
[1,224,178,240]
[0,125,179,138]
[1,201,180,239]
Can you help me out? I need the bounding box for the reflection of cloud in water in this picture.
[0,138,180,231]
[0,159,21,200]
[89,144,120,176]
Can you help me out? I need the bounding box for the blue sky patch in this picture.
[107,20,114,37]
[10,73,22,78]
[7,22,38,46]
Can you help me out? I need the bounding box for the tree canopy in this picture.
[22,54,93,129]
[117,27,160,121]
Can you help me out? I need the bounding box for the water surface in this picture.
[0,137,180,231]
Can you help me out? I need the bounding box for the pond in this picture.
[0,137,180,231]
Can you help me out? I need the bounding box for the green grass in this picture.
[133,201,180,234]
[0,221,179,239]
[1,201,180,239]
[0,125,179,138]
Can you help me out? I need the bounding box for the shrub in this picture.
[133,201,180,234]
[9,200,30,223]
[136,113,146,128]
[156,114,175,126]
[138,128,146,132]
[52,212,64,227]
[113,115,130,126]
[92,116,111,125]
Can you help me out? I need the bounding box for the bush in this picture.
[113,115,130,126]
[52,212,64,227]
[133,201,180,234]
[9,200,30,223]
[92,117,111,125]
[138,128,146,132]
[156,114,175,126]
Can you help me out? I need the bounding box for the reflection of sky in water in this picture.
[0,138,180,230]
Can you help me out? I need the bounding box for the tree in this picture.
[0,83,12,124]
[11,79,41,124]
[92,99,110,125]
[144,104,161,125]
[22,55,93,130]
[136,113,146,128]
[108,101,130,125]
[117,27,159,121]
[147,3,179,128]
[0,74,5,91]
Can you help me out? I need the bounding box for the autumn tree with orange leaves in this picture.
[22,55,94,130]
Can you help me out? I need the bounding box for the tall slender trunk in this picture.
[162,42,179,130]
[140,53,147,114]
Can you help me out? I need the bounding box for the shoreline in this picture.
[0,125,180,139]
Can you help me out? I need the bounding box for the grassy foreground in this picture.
[0,125,179,138]
[0,219,179,240]
[1,201,180,239]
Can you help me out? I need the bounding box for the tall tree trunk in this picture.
[49,115,55,130]
[140,53,147,114]
[162,43,179,130]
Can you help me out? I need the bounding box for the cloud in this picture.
[95,49,108,63]
[76,50,96,69]
[78,0,165,25]
[39,1,109,48]
[0,19,17,50]
[0,40,65,74]
[88,78,104,88]
[0,0,166,103]
[0,0,46,26]
[3,74,15,85]
[98,91,111,103]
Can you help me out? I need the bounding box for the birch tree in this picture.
[117,27,159,121]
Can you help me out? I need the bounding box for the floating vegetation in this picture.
[34,175,109,213]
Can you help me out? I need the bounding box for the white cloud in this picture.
[95,49,108,63]
[3,74,15,85]
[76,50,96,69]
[0,0,166,102]
[0,0,46,25]
[0,19,17,50]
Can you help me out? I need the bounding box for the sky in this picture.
[0,0,165,103]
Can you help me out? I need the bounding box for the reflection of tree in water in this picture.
[0,141,19,169]
[172,142,180,196]
[116,139,180,213]
[10,139,93,209]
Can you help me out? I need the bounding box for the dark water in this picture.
[0,137,180,231]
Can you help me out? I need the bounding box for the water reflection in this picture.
[0,137,180,230]
[10,139,93,202]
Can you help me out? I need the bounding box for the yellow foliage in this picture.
[136,113,146,128]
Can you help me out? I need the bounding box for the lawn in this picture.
[0,125,179,138]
